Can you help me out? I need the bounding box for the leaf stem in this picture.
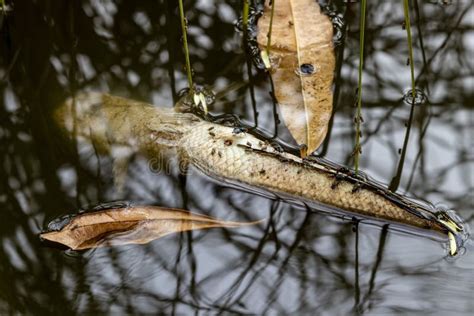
[266,0,276,54]
[178,0,194,93]
[354,0,366,173]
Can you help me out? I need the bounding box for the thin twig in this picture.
[354,0,367,172]
[178,0,194,92]
[266,0,276,54]
[243,0,249,32]
[389,0,417,192]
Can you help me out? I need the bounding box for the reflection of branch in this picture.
[217,201,281,309]
[360,224,389,312]
[353,220,360,313]
[321,7,349,156]
[406,113,432,191]
[0,0,472,314]
[414,6,470,84]
[261,206,312,314]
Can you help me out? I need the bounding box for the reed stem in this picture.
[354,0,366,173]
[266,0,275,54]
[243,0,249,32]
[404,0,416,100]
[178,0,194,93]
[389,0,417,192]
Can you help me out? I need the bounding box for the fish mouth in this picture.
[435,210,469,256]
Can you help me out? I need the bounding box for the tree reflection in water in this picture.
[0,0,472,314]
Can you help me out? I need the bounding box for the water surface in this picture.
[0,0,472,314]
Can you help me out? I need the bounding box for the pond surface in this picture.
[1,0,473,315]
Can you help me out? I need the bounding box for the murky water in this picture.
[1,0,473,315]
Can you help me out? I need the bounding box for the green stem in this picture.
[389,101,415,192]
[354,0,366,173]
[404,0,416,99]
[389,0,417,192]
[243,0,249,31]
[266,0,275,54]
[178,0,194,92]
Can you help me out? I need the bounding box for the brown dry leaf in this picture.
[40,205,263,250]
[257,0,335,154]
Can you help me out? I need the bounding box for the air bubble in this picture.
[320,5,346,46]
[234,7,262,37]
[203,90,216,105]
[403,88,427,105]
[234,4,270,71]
[46,215,74,231]
[178,87,191,98]
[332,15,346,45]
[429,0,452,6]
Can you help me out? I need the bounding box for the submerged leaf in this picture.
[40,205,263,250]
[257,0,335,154]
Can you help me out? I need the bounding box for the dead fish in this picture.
[54,93,468,255]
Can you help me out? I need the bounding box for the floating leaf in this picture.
[40,205,263,250]
[257,0,335,154]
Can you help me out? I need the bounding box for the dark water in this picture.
[1,0,473,315]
